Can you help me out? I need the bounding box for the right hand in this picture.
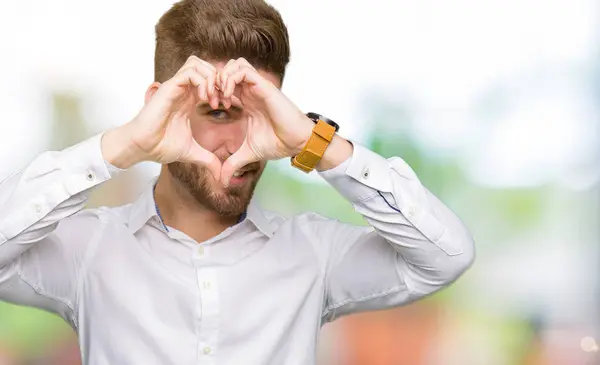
[104,56,222,180]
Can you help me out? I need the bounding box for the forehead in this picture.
[210,60,282,89]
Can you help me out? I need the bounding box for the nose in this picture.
[216,119,248,156]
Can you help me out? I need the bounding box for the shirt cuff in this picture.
[60,133,114,195]
[318,141,393,203]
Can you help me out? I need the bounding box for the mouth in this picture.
[229,168,258,185]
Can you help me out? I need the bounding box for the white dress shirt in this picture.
[0,133,474,365]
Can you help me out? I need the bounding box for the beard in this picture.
[168,160,264,217]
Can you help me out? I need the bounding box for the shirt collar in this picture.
[245,199,276,238]
[126,179,160,234]
[126,179,275,238]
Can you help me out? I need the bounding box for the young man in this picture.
[0,0,474,364]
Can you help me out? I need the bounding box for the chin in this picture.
[168,161,263,217]
[204,179,258,217]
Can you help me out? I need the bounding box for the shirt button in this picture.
[197,246,204,256]
[406,205,416,219]
[361,167,370,179]
[203,347,211,355]
[203,281,211,290]
[85,169,95,181]
[34,204,42,216]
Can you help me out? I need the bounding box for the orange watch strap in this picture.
[291,120,336,173]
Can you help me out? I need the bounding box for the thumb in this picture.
[184,141,222,182]
[221,140,259,187]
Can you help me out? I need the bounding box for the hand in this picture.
[218,58,314,186]
[103,56,223,180]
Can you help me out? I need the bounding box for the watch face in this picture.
[306,112,340,132]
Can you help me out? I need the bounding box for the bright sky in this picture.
[0,0,598,187]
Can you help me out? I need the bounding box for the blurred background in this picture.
[1,0,599,364]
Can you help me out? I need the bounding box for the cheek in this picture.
[224,122,247,145]
[191,122,220,151]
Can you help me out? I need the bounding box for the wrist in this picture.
[101,125,147,169]
[316,135,353,171]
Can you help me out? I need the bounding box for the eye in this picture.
[207,109,229,120]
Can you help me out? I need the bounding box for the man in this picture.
[0,0,475,364]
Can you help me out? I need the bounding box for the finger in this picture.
[163,67,207,102]
[224,66,248,98]
[220,89,231,110]
[226,58,257,98]
[182,56,217,100]
[230,95,243,109]
[184,55,217,77]
[193,73,208,102]
[182,67,209,102]
[184,141,222,182]
[205,70,216,101]
[219,59,237,91]
[219,60,238,109]
[209,92,220,110]
[235,57,257,71]
[224,71,237,99]
[221,139,259,187]
[220,59,242,104]
[184,55,215,68]
[207,68,219,109]
[226,66,261,97]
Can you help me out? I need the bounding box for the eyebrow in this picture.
[197,102,243,113]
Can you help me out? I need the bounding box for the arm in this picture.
[0,134,120,323]
[313,138,475,322]
[0,55,224,320]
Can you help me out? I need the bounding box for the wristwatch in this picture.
[291,112,339,173]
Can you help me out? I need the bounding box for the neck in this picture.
[154,168,239,243]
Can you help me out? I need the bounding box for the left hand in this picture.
[217,58,314,186]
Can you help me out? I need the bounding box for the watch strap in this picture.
[291,120,336,173]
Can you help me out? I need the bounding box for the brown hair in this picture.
[154,0,290,83]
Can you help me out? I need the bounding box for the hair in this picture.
[154,0,290,83]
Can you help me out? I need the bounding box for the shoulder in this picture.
[263,208,368,248]
[265,207,373,247]
[55,203,133,236]
[260,208,338,234]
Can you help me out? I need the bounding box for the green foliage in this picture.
[0,302,70,355]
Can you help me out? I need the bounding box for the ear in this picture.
[144,82,162,105]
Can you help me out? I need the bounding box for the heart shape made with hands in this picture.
[126,55,311,189]
[157,57,312,188]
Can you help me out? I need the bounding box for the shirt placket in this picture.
[193,243,220,364]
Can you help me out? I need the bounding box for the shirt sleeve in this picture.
[315,141,475,322]
[0,133,119,325]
